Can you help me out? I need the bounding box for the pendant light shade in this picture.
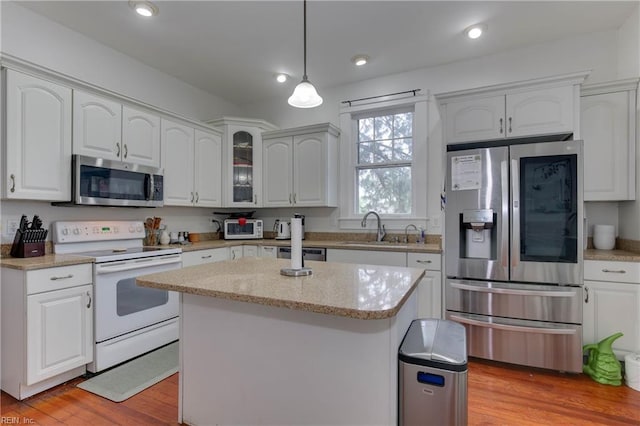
[288,0,323,108]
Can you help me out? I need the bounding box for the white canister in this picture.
[593,224,616,250]
[625,353,640,392]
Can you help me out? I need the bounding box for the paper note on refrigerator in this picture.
[451,154,482,191]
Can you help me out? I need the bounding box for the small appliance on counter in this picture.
[274,219,291,240]
[10,214,47,258]
[223,218,263,240]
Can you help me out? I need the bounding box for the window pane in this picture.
[357,166,411,214]
[358,118,374,142]
[358,141,375,164]
[375,116,393,140]
[375,140,393,162]
[394,113,413,138]
[393,137,412,161]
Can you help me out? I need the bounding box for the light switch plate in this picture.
[6,219,19,237]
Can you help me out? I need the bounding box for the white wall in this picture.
[0,2,243,121]
[244,29,625,235]
[618,6,640,240]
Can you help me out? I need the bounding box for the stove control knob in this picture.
[136,224,143,233]
[62,228,69,236]
[114,227,119,234]
[129,225,135,233]
[93,227,99,234]
[73,228,80,235]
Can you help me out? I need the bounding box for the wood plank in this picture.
[1,362,639,425]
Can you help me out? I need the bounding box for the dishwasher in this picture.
[277,247,326,261]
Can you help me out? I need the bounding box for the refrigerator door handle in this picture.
[449,314,578,335]
[449,281,579,298]
[500,160,509,275]
[511,158,520,271]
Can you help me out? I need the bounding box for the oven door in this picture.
[93,254,181,343]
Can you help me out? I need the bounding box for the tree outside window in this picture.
[356,111,413,214]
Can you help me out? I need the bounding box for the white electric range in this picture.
[52,220,182,373]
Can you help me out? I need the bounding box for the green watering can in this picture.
[583,332,623,386]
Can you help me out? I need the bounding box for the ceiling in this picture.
[16,1,637,106]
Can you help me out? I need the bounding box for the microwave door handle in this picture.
[145,174,154,201]
[511,158,521,273]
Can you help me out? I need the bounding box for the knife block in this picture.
[10,229,47,258]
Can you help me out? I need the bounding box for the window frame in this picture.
[338,94,429,230]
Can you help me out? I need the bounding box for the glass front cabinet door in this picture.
[209,117,278,208]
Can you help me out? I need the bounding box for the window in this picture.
[356,110,413,214]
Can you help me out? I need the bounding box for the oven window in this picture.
[116,277,169,316]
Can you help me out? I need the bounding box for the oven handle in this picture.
[449,314,578,335]
[95,255,182,274]
[449,281,579,297]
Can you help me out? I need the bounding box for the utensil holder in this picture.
[593,225,615,250]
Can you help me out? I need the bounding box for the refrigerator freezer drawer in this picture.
[446,312,583,373]
[446,279,582,324]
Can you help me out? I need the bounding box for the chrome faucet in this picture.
[404,224,418,243]
[361,211,386,242]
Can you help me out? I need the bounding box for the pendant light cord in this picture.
[303,0,308,80]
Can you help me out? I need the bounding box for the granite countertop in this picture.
[137,257,425,320]
[0,254,94,270]
[584,249,640,262]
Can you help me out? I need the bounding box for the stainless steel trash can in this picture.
[399,319,468,426]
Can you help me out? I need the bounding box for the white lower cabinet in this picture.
[182,248,229,267]
[1,264,93,400]
[260,245,278,258]
[326,249,406,266]
[229,245,258,259]
[583,260,640,360]
[407,253,442,319]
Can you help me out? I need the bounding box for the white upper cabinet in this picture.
[437,71,588,144]
[208,117,278,208]
[73,91,160,168]
[4,69,72,201]
[262,123,339,208]
[581,79,638,201]
[122,106,161,167]
[73,91,122,161]
[161,119,222,207]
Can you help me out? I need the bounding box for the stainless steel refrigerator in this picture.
[445,139,584,372]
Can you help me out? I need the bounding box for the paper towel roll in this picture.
[625,353,640,391]
[291,217,303,270]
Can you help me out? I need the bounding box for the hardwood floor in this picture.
[2,359,639,425]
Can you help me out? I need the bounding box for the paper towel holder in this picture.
[280,267,313,276]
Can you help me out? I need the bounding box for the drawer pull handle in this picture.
[201,255,212,259]
[10,174,16,193]
[584,286,589,303]
[50,274,74,281]
[602,269,626,274]
[416,260,432,264]
[86,291,92,309]
[499,118,503,134]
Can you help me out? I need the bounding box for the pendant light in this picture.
[288,0,323,108]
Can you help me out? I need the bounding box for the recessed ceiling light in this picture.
[129,1,158,17]
[351,55,369,67]
[275,73,289,83]
[465,24,487,39]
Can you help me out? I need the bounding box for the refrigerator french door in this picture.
[444,139,584,372]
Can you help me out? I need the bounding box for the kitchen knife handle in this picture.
[10,174,15,193]
[499,118,503,134]
[124,144,128,159]
[116,143,121,157]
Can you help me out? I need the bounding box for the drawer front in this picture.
[584,260,640,284]
[27,264,93,294]
[446,279,582,324]
[407,253,441,270]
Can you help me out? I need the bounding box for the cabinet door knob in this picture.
[116,143,121,157]
[86,291,92,308]
[499,118,503,134]
[10,174,15,193]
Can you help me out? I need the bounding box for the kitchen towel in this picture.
[77,341,178,402]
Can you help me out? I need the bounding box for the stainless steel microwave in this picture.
[224,219,263,240]
[68,155,164,207]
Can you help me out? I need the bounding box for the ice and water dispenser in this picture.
[460,209,496,260]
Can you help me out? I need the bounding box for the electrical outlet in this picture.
[6,219,20,237]
[429,216,441,229]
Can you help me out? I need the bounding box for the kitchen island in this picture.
[137,257,425,426]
